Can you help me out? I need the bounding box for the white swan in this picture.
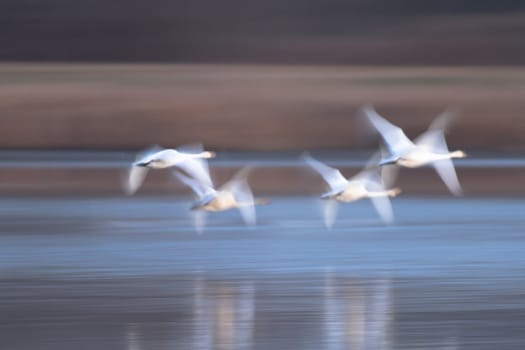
[302,153,401,228]
[361,105,467,196]
[124,144,215,195]
[174,166,268,231]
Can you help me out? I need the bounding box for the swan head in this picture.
[134,159,164,168]
[202,151,216,159]
[379,158,399,166]
[134,160,151,167]
[451,150,467,159]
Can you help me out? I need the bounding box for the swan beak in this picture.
[134,161,150,167]
[379,159,397,166]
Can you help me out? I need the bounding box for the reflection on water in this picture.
[2,197,525,349]
[323,270,392,350]
[193,276,254,350]
[126,323,141,350]
[2,269,525,349]
[114,271,395,350]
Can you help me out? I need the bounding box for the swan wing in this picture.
[176,157,214,188]
[302,153,348,192]
[432,159,463,196]
[363,178,395,224]
[321,199,339,229]
[191,210,207,234]
[124,145,163,194]
[174,170,216,199]
[123,166,149,195]
[352,150,399,189]
[221,167,256,225]
[133,145,164,165]
[428,108,458,132]
[360,104,415,156]
[415,108,457,152]
[236,181,256,226]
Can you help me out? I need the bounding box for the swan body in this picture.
[303,153,400,227]
[324,180,401,202]
[362,105,466,195]
[124,145,215,195]
[175,166,267,229]
[133,148,215,169]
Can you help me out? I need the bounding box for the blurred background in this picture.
[0,0,525,195]
[1,1,525,350]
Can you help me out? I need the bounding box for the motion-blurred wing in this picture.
[124,166,149,195]
[357,148,400,189]
[363,178,394,224]
[415,109,457,153]
[321,199,339,229]
[133,145,163,165]
[222,167,256,225]
[235,181,257,226]
[416,110,463,196]
[191,210,207,234]
[351,150,399,189]
[432,159,463,196]
[302,153,348,192]
[360,105,415,156]
[124,145,163,195]
[428,108,458,132]
[174,171,216,199]
[177,143,205,155]
[174,143,214,188]
[380,164,400,189]
[177,158,214,188]
[369,195,394,224]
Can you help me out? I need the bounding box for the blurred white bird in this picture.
[302,153,401,228]
[123,144,215,195]
[174,166,268,231]
[361,105,467,196]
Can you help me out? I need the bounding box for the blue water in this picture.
[0,197,524,349]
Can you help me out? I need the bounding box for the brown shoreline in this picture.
[1,64,524,152]
[0,166,522,196]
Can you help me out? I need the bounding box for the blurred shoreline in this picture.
[1,64,525,151]
[0,150,522,196]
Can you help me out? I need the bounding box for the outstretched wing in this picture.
[176,157,214,189]
[362,177,395,224]
[432,159,463,196]
[414,109,463,196]
[428,108,458,133]
[352,150,399,189]
[221,167,256,225]
[302,153,348,193]
[174,171,216,199]
[173,143,214,188]
[321,200,339,229]
[124,145,163,195]
[132,145,164,165]
[124,166,149,195]
[360,104,415,156]
[191,210,207,234]
[415,108,457,153]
